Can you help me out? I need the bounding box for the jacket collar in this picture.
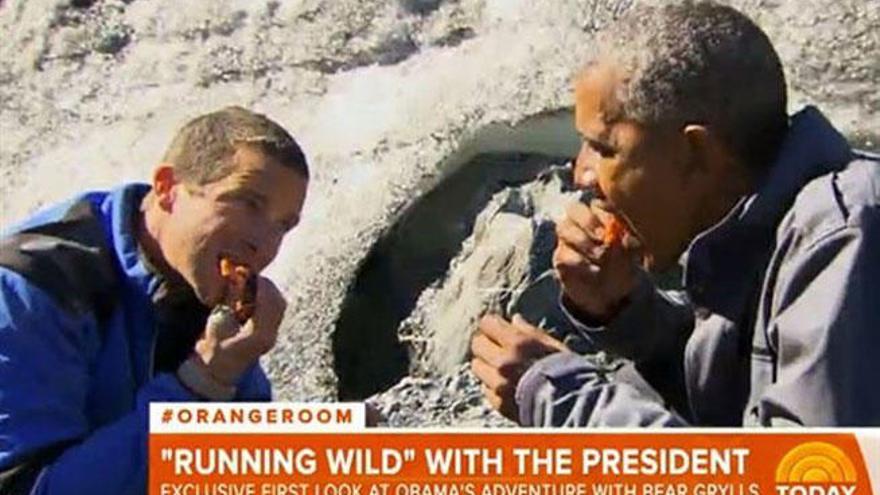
[682,106,853,314]
[106,183,201,307]
[106,183,164,300]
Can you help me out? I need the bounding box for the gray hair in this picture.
[592,1,788,171]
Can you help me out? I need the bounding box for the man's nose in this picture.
[573,147,597,189]
[578,169,599,190]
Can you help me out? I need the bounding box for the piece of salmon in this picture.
[602,217,626,247]
[219,257,256,323]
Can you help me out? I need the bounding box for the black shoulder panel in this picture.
[0,200,119,320]
[0,440,77,494]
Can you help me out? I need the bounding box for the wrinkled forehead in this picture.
[575,62,626,134]
[231,144,303,180]
[212,146,307,208]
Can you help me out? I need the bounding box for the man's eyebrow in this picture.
[247,189,269,203]
[576,125,595,140]
[217,187,267,205]
[578,129,613,147]
[577,118,614,142]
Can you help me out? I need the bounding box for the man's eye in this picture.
[239,196,261,210]
[586,139,616,159]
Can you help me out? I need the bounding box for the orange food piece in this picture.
[219,258,235,278]
[602,217,626,247]
[219,257,256,323]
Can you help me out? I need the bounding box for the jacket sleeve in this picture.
[746,211,880,426]
[561,272,695,368]
[236,363,273,401]
[514,352,689,427]
[0,269,197,495]
[518,270,697,427]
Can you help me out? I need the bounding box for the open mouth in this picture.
[217,251,248,267]
[572,171,627,247]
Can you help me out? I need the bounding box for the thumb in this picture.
[620,230,649,268]
[207,307,241,341]
[512,313,567,352]
[511,313,539,334]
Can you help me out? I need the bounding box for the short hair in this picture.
[162,106,309,185]
[591,1,788,172]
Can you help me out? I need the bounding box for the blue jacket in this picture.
[0,183,271,494]
[516,107,880,427]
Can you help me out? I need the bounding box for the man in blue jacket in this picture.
[0,106,308,492]
[471,1,880,426]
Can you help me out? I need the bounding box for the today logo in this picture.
[774,442,859,495]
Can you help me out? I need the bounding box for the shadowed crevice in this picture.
[332,152,570,399]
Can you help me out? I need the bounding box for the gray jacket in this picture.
[516,107,880,427]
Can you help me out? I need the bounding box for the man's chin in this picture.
[192,283,223,308]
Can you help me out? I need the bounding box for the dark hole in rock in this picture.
[399,0,443,16]
[433,27,476,48]
[333,152,571,400]
[95,30,131,55]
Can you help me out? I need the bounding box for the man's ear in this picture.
[682,124,715,175]
[151,164,179,212]
[684,124,745,190]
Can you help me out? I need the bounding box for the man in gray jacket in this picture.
[470,1,880,426]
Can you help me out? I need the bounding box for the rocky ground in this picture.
[368,165,590,426]
[1,0,877,426]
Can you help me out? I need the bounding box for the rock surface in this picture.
[400,166,579,377]
[366,166,585,427]
[1,0,877,425]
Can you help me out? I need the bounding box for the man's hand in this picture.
[470,314,567,421]
[553,199,640,323]
[193,276,287,387]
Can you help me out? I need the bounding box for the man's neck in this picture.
[695,163,757,236]
[137,192,189,294]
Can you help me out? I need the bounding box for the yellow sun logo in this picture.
[776,442,858,483]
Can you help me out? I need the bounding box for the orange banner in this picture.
[149,432,876,495]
